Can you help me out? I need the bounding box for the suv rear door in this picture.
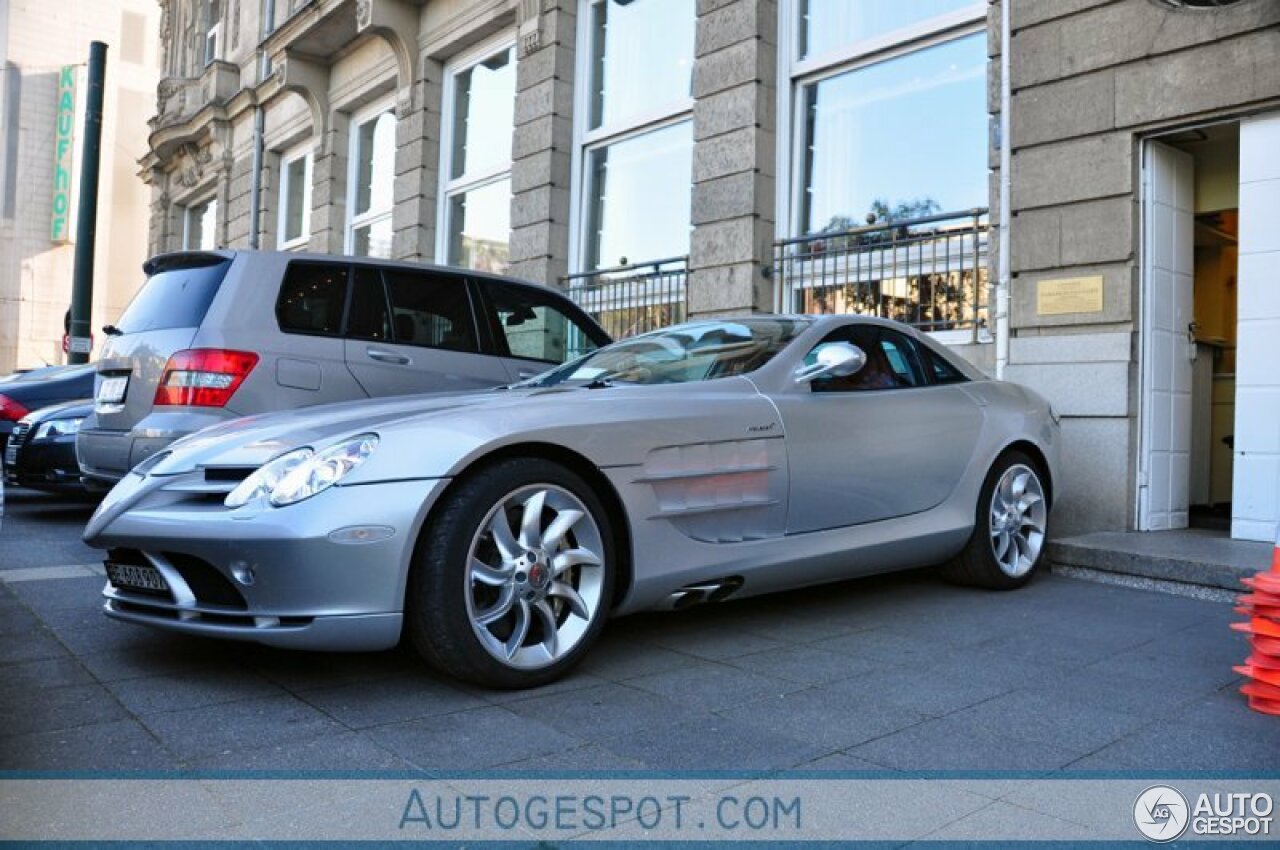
[91,253,232,435]
[342,265,510,396]
[474,279,610,382]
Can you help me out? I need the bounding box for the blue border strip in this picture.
[2,770,1279,780]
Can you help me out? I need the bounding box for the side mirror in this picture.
[794,342,867,384]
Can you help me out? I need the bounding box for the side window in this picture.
[346,266,391,341]
[276,263,348,336]
[920,345,969,385]
[877,330,926,388]
[805,325,923,393]
[381,269,478,353]
[484,282,601,364]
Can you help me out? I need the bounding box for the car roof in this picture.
[144,249,564,297]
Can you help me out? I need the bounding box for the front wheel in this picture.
[942,451,1049,589]
[406,457,614,689]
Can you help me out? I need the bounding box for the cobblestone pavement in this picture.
[2,487,1276,774]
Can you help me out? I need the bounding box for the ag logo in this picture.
[1134,785,1190,842]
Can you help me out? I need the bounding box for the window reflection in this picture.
[800,0,976,60]
[354,111,396,218]
[587,120,693,270]
[451,47,515,180]
[589,0,694,131]
[801,34,986,235]
[448,177,512,274]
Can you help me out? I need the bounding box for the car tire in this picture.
[942,450,1049,590]
[406,457,615,689]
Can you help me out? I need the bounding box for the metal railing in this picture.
[774,209,990,340]
[563,256,688,341]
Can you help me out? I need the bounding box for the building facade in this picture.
[0,0,161,374]
[142,0,1280,543]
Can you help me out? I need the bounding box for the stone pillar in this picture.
[311,110,350,254]
[392,57,443,262]
[687,0,777,317]
[507,0,576,286]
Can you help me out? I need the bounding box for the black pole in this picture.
[67,41,107,365]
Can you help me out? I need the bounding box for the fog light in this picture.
[230,560,255,586]
[328,525,395,544]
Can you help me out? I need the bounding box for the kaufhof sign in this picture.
[1134,785,1274,842]
[51,64,77,243]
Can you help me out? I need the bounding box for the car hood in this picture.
[146,386,574,474]
[23,398,95,423]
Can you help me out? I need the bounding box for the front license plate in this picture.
[105,561,169,594]
[97,375,128,405]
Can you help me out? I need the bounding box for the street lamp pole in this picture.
[67,40,108,365]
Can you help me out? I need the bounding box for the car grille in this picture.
[107,547,248,610]
[4,421,31,466]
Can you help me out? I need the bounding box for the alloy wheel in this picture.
[464,484,605,670]
[988,463,1047,578]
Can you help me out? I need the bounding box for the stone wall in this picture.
[996,0,1280,535]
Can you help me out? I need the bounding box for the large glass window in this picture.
[799,33,987,234]
[182,198,217,250]
[588,0,695,131]
[348,106,396,258]
[277,143,312,250]
[577,0,696,272]
[440,43,516,274]
[799,0,976,60]
[586,121,692,269]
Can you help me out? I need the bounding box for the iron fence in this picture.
[563,256,688,342]
[774,209,990,340]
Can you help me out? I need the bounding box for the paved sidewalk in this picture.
[1,489,1276,774]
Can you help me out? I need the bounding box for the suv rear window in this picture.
[116,257,230,333]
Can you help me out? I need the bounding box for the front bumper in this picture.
[87,475,450,651]
[4,436,86,493]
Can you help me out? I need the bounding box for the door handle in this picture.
[367,347,410,366]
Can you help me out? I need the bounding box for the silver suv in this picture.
[77,250,610,488]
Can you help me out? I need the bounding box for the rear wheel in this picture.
[406,457,614,689]
[943,451,1048,589]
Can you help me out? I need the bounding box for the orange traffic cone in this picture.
[1234,542,1280,715]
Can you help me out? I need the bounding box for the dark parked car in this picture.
[4,399,93,495]
[0,365,95,457]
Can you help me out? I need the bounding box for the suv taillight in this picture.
[0,393,29,422]
[154,349,259,407]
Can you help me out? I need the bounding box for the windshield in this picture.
[527,318,810,387]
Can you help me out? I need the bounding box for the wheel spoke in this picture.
[518,491,547,550]
[470,558,511,587]
[504,598,531,659]
[1011,473,1028,500]
[548,581,589,619]
[994,530,1011,563]
[476,584,516,625]
[541,508,584,552]
[488,508,520,563]
[552,547,601,576]
[533,599,559,658]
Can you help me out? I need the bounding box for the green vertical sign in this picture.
[51,65,77,243]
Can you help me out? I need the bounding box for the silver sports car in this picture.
[85,316,1060,688]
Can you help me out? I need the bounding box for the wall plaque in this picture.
[1037,275,1104,316]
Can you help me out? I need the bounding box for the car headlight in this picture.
[33,417,83,440]
[223,434,378,509]
[224,446,314,508]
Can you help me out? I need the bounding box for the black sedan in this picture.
[0,365,95,456]
[3,399,94,495]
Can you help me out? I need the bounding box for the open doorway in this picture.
[1138,122,1239,533]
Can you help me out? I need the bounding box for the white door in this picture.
[1232,114,1280,542]
[1138,141,1195,531]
